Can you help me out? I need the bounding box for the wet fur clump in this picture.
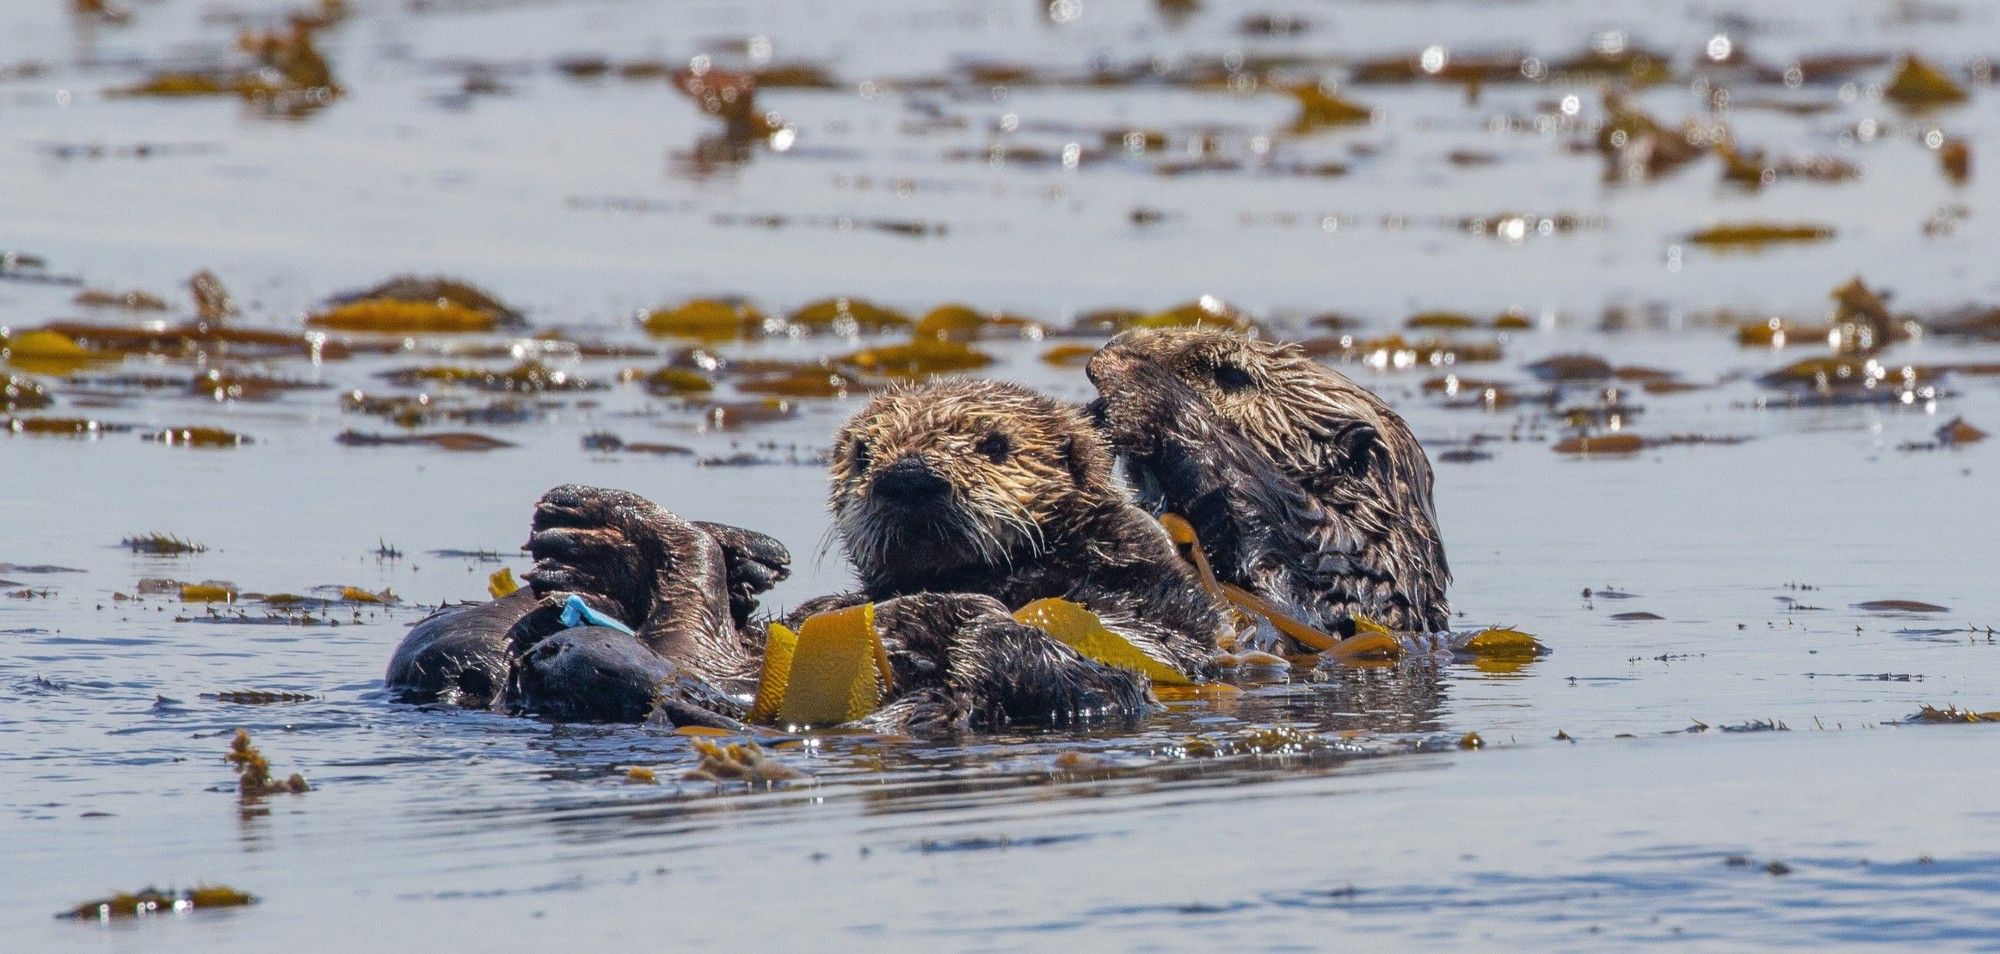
[1089,328,1451,633]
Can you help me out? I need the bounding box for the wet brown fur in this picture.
[1089,328,1451,633]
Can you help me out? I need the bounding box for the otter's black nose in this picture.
[872,457,950,505]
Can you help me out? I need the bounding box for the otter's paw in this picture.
[950,618,1155,728]
[522,484,689,623]
[691,520,791,624]
[873,592,1013,686]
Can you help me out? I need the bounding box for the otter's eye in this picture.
[850,439,871,472]
[975,432,1011,464]
[1213,363,1254,392]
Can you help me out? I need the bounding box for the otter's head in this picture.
[1089,328,1411,486]
[830,379,1116,592]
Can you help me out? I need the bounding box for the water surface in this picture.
[3,0,1998,949]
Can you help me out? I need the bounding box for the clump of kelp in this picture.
[111,2,347,116]
[60,885,256,920]
[1745,277,1987,408]
[3,374,53,412]
[312,276,525,333]
[685,739,803,785]
[1906,705,2000,724]
[226,729,309,797]
[123,533,206,555]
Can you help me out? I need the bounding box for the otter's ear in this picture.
[1330,421,1377,479]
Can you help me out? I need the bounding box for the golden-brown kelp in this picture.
[226,728,309,797]
[308,299,496,334]
[335,430,516,451]
[643,299,768,341]
[734,366,865,399]
[1939,137,1970,184]
[113,17,343,113]
[835,339,994,376]
[673,66,778,139]
[1552,433,1645,455]
[1686,223,1834,247]
[1288,83,1372,131]
[1595,92,1707,180]
[788,297,912,333]
[124,533,206,555]
[379,361,602,393]
[1,373,51,412]
[60,886,256,920]
[74,288,170,311]
[685,739,802,784]
[145,427,251,448]
[3,330,120,375]
[912,305,1044,341]
[642,367,717,396]
[1883,55,1968,108]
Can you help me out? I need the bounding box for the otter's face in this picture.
[830,380,1113,587]
[1089,328,1390,483]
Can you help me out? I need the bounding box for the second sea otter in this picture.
[1088,327,1452,634]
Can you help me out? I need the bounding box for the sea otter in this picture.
[385,491,788,725]
[1087,328,1451,634]
[788,377,1232,730]
[389,380,1227,730]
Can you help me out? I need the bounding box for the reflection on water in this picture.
[4,0,2000,948]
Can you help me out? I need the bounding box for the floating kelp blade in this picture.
[487,567,520,598]
[746,621,798,724]
[307,298,497,333]
[1461,627,1547,659]
[748,604,887,727]
[1013,598,1192,686]
[61,885,256,920]
[1328,613,1403,661]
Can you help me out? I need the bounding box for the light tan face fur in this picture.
[829,379,1111,579]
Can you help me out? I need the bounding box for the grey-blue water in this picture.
[3,0,1998,949]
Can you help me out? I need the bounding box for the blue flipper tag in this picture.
[560,594,636,636]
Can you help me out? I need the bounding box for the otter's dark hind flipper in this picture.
[692,520,791,627]
[385,589,537,708]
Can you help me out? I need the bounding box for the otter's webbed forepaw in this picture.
[522,483,741,645]
[522,485,672,620]
[692,521,791,625]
